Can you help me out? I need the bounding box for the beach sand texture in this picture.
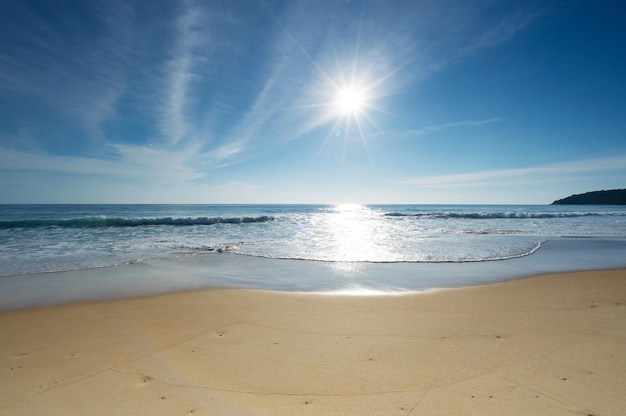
[1,269,625,415]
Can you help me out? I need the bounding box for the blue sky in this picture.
[1,0,625,204]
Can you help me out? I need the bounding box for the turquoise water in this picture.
[1,204,626,309]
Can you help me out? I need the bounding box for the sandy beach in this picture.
[1,268,625,415]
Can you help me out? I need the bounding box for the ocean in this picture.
[1,204,626,309]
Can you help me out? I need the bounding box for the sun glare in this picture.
[335,86,366,115]
[294,32,394,174]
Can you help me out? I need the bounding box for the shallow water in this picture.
[1,237,625,310]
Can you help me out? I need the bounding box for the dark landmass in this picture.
[552,189,626,205]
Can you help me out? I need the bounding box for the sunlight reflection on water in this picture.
[326,204,381,262]
[235,203,546,263]
[294,203,407,263]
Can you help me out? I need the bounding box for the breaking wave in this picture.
[384,211,623,219]
[0,216,274,229]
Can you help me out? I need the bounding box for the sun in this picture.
[334,85,367,115]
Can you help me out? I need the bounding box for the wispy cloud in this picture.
[148,1,542,164]
[200,62,292,165]
[385,3,544,87]
[0,144,202,184]
[0,2,134,140]
[381,118,501,139]
[199,139,250,167]
[463,9,542,54]
[240,2,538,147]
[0,1,564,204]
[159,1,206,145]
[396,155,626,188]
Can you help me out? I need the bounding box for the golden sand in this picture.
[1,269,625,415]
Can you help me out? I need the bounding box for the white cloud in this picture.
[463,10,541,53]
[396,155,626,188]
[159,3,207,145]
[0,143,202,185]
[0,2,134,139]
[199,139,249,166]
[381,118,501,139]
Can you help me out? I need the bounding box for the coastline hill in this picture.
[552,188,626,205]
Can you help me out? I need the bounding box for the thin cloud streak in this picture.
[463,10,542,54]
[388,118,502,138]
[0,2,133,140]
[160,2,205,145]
[396,155,626,188]
[205,63,290,163]
[0,144,202,184]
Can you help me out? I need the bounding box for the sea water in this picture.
[1,204,626,309]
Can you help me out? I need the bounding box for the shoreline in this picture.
[2,237,626,312]
[1,268,625,415]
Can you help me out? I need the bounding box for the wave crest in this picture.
[0,216,274,229]
[384,212,621,219]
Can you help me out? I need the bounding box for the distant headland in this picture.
[552,189,626,205]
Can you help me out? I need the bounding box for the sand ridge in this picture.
[1,269,625,415]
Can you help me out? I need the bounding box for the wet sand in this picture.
[1,268,625,415]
